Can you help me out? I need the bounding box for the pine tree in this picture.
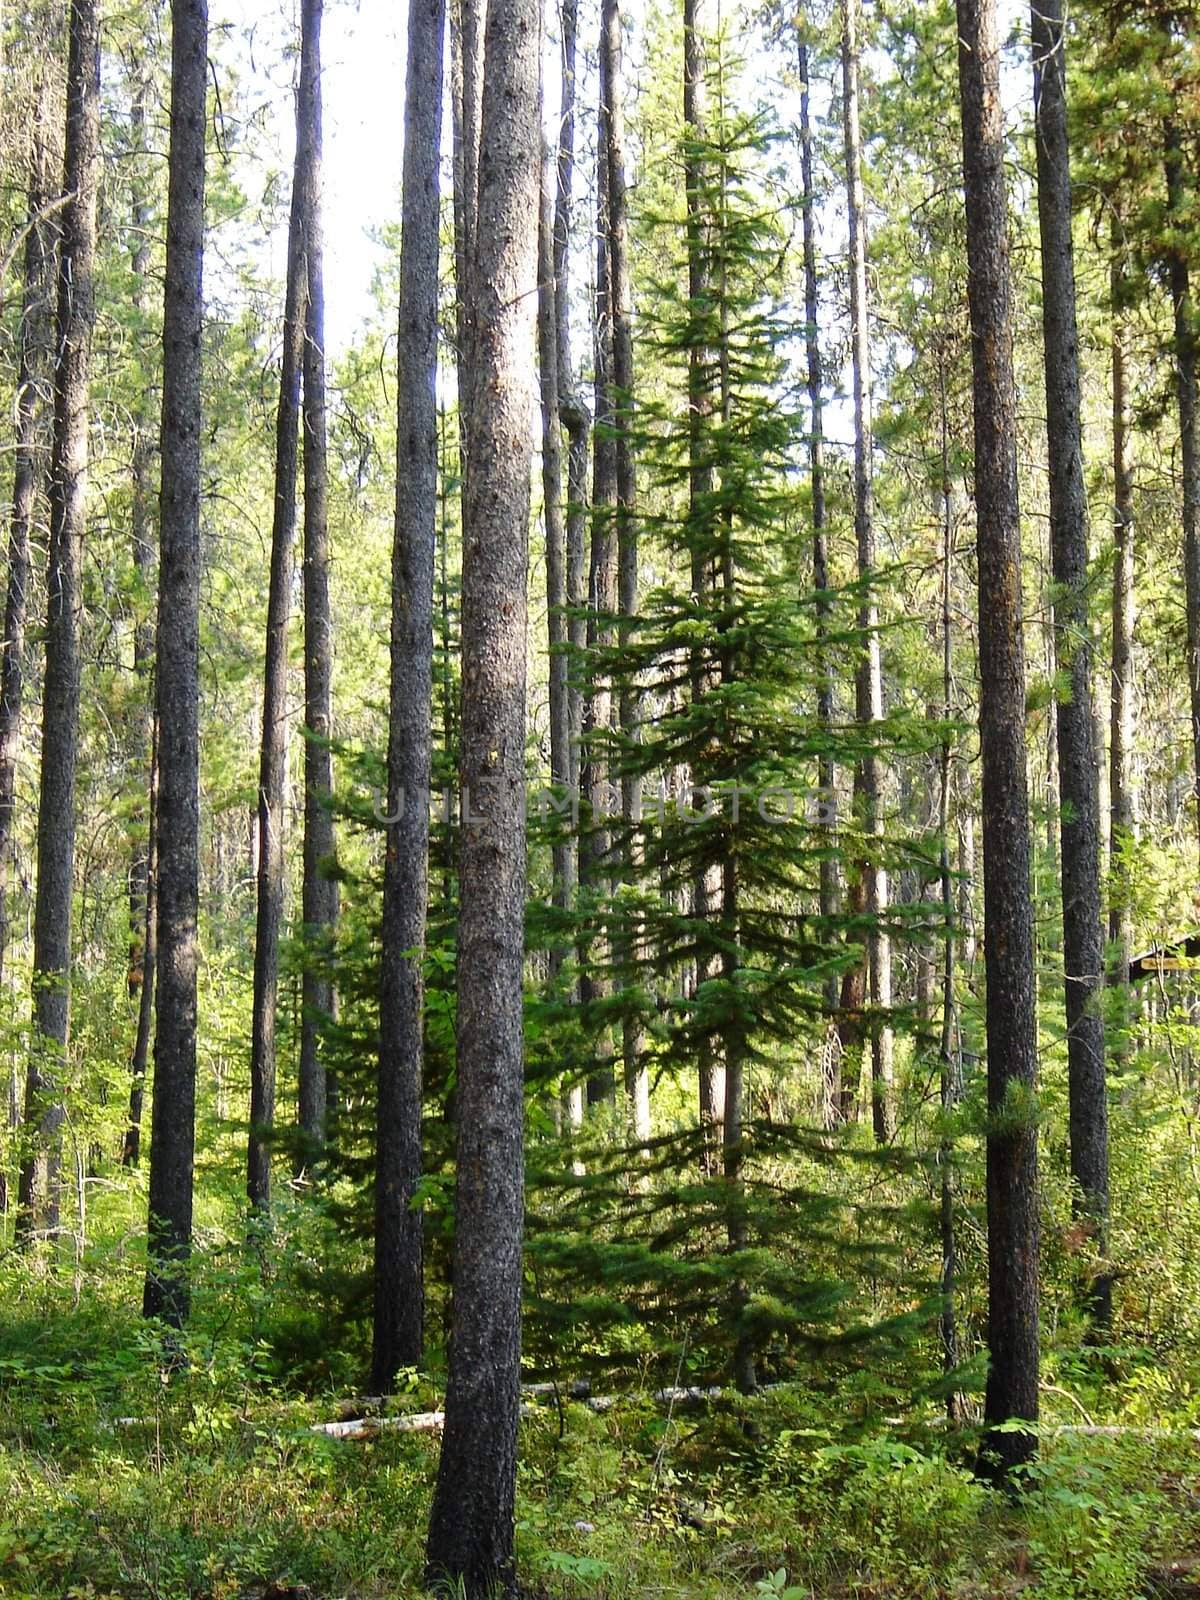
[424,0,540,1583]
[143,0,208,1329]
[1030,0,1110,1329]
[955,0,1040,1480]
[372,0,444,1393]
[17,0,101,1244]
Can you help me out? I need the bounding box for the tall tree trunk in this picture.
[298,0,336,1159]
[579,76,617,1110]
[143,0,209,1329]
[539,155,571,985]
[0,77,55,1215]
[842,0,892,1145]
[124,57,157,1169]
[372,0,443,1394]
[0,83,53,1020]
[1031,0,1110,1328]
[956,0,1040,1480]
[600,0,646,1141]
[552,0,588,1135]
[423,0,538,1582]
[1108,226,1135,1044]
[797,26,842,1126]
[684,0,725,1151]
[17,0,100,1246]
[248,2,323,1215]
[937,362,962,1419]
[1165,123,1200,861]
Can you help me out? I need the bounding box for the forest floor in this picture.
[3,1297,1200,1600]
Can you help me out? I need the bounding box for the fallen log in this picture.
[312,1384,733,1439]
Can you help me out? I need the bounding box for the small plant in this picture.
[754,1568,806,1600]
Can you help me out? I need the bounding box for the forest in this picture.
[2,0,1200,1593]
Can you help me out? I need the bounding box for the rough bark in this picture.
[17,0,100,1245]
[1031,0,1110,1328]
[842,0,892,1147]
[372,0,443,1393]
[298,0,336,1160]
[956,0,1040,1480]
[143,0,208,1329]
[423,0,538,1583]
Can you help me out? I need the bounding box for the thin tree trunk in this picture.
[684,0,725,1152]
[449,0,482,459]
[1165,123,1200,860]
[143,0,209,1329]
[372,0,443,1393]
[423,0,538,1581]
[1109,224,1135,1045]
[17,0,100,1246]
[248,5,323,1215]
[553,0,588,1135]
[600,0,646,1141]
[956,0,1040,1481]
[1031,0,1110,1328]
[797,27,842,1125]
[124,728,157,1166]
[124,57,157,1170]
[580,74,617,1110]
[937,363,961,1419]
[539,154,571,979]
[298,0,336,1160]
[842,0,892,1146]
[0,84,53,1015]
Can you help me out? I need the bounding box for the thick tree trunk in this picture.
[1031,0,1110,1329]
[143,0,208,1329]
[17,0,100,1245]
[956,0,1040,1480]
[248,1,324,1215]
[842,0,892,1146]
[797,29,842,1124]
[299,0,336,1158]
[423,0,538,1586]
[372,0,443,1393]
[1108,229,1135,1038]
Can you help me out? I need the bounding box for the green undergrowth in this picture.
[0,1312,1198,1600]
